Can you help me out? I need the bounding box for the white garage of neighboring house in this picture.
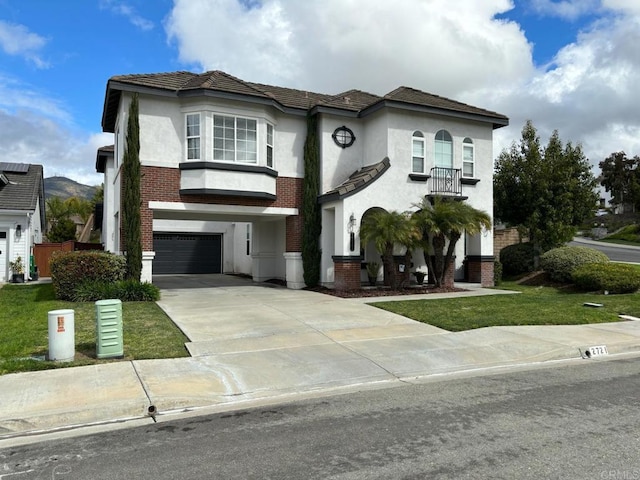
[0,163,46,283]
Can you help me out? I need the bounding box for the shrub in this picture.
[605,224,640,243]
[572,263,640,294]
[72,279,160,302]
[50,251,126,300]
[540,246,609,283]
[499,242,535,276]
[494,260,503,285]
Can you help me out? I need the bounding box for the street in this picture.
[570,238,640,263]
[2,356,640,479]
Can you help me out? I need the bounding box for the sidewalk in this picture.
[2,283,640,443]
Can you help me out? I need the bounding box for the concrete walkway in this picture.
[2,275,640,442]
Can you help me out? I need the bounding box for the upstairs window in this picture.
[186,113,201,160]
[266,123,274,168]
[412,131,425,173]
[213,115,257,163]
[435,129,453,169]
[462,137,474,177]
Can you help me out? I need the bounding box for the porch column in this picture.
[332,255,362,291]
[465,255,495,287]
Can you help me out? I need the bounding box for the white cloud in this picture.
[0,107,108,186]
[475,9,640,171]
[166,0,534,97]
[165,0,640,174]
[100,0,154,31]
[0,20,49,68]
[530,0,601,20]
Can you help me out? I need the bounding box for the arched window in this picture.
[412,131,425,173]
[462,137,474,177]
[435,130,453,169]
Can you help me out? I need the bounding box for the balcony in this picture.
[429,167,462,196]
[179,161,277,200]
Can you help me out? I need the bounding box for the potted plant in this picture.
[9,256,25,283]
[413,270,426,285]
[365,261,379,286]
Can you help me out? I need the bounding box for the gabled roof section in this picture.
[380,87,509,128]
[318,89,382,112]
[102,70,508,133]
[0,164,45,222]
[95,144,115,173]
[319,157,391,204]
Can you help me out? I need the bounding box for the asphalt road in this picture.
[2,356,640,479]
[570,238,640,263]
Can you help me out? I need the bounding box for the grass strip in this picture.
[0,283,189,375]
[370,282,640,332]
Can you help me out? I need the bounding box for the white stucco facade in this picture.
[99,71,507,288]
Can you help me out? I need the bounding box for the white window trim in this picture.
[462,138,475,178]
[411,131,426,174]
[435,130,453,169]
[186,113,201,161]
[213,114,258,164]
[266,123,274,169]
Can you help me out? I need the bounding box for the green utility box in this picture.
[95,299,123,359]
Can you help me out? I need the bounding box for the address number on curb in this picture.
[584,345,609,358]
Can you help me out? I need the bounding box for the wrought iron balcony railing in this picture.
[429,167,462,196]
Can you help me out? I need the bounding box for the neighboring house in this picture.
[0,163,46,282]
[97,71,508,288]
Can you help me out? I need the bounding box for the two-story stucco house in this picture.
[97,71,508,289]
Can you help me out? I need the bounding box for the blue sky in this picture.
[1,0,639,187]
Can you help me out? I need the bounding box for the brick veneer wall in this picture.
[466,255,495,287]
[140,166,303,251]
[333,257,362,291]
[494,227,528,259]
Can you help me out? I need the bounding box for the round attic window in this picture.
[332,126,356,149]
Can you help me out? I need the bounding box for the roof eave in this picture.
[360,99,509,128]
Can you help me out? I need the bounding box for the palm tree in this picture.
[413,197,491,288]
[359,209,420,289]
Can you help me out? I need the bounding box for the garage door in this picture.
[153,233,222,274]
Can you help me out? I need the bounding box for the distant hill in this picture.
[44,176,99,201]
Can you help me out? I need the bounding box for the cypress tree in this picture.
[122,93,142,281]
[302,113,322,287]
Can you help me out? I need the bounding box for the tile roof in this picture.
[319,157,391,204]
[0,163,45,216]
[103,70,508,132]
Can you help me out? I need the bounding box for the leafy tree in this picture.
[92,183,104,205]
[46,196,70,227]
[599,152,640,212]
[64,197,93,223]
[494,121,598,266]
[359,209,420,289]
[302,113,322,287]
[47,217,77,243]
[412,197,491,288]
[121,93,142,281]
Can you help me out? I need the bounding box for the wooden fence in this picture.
[33,241,104,277]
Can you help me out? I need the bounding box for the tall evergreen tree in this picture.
[121,93,142,281]
[599,152,640,212]
[494,121,598,266]
[302,113,322,287]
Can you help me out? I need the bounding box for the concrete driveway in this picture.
[145,274,638,414]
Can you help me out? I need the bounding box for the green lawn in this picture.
[0,283,189,375]
[371,282,640,332]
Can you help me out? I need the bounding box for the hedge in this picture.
[539,246,609,283]
[572,263,640,294]
[50,251,126,300]
[499,242,535,276]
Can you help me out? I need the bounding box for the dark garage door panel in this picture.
[153,233,222,274]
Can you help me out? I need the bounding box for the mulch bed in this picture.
[304,285,468,298]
